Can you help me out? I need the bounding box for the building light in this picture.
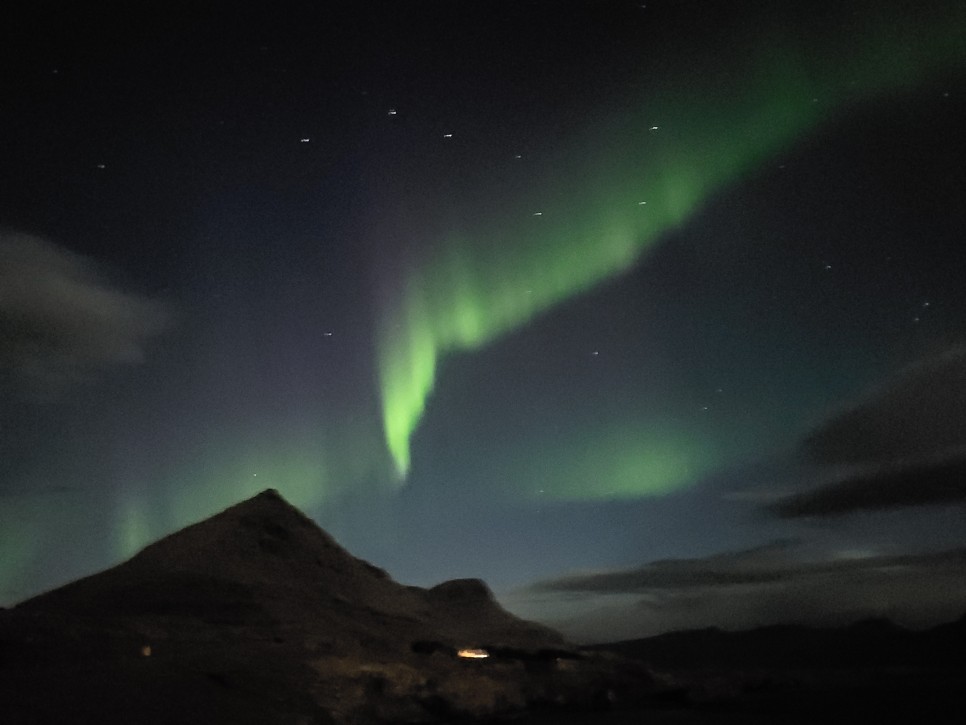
[456,648,490,659]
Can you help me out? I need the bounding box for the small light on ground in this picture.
[457,648,490,659]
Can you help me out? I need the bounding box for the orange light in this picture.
[456,648,489,659]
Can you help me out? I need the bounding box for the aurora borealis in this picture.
[375,0,966,478]
[3,0,966,640]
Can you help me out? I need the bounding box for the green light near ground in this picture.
[0,418,393,605]
[0,490,102,606]
[0,499,44,604]
[116,491,155,559]
[160,433,334,536]
[377,3,966,479]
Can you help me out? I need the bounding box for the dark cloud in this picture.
[806,347,966,465]
[766,348,966,517]
[773,449,966,518]
[529,540,963,594]
[531,540,806,592]
[0,233,169,397]
[515,543,966,642]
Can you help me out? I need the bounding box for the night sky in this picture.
[3,0,966,642]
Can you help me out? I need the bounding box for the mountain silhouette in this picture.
[22,489,564,653]
[0,489,653,724]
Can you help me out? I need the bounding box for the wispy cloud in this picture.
[0,233,169,397]
[806,347,966,466]
[773,448,966,517]
[765,348,966,517]
[531,540,807,592]
[511,542,966,643]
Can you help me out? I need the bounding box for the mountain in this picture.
[591,615,966,672]
[0,489,655,724]
[580,615,966,724]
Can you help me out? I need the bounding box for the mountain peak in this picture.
[4,489,659,723]
[18,488,563,650]
[20,487,402,620]
[125,487,371,580]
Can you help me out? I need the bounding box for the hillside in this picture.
[0,489,654,724]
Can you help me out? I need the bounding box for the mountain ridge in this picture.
[1,488,654,724]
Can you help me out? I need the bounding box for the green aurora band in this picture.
[501,423,722,502]
[378,3,966,480]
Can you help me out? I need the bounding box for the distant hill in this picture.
[0,489,655,724]
[590,614,966,672]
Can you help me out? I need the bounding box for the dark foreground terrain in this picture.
[545,616,966,723]
[2,489,964,723]
[514,669,966,724]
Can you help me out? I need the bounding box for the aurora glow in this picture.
[519,424,720,502]
[377,3,966,479]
